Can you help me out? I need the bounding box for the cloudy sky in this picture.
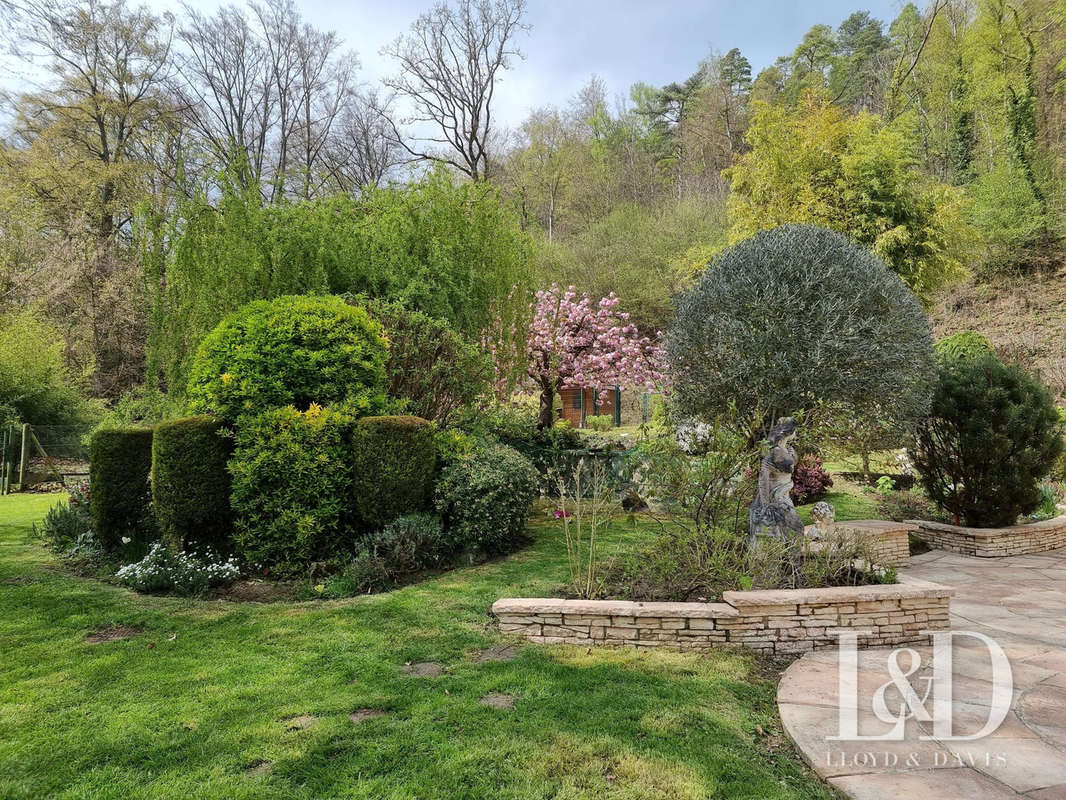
[151,0,906,128]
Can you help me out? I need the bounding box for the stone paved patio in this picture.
[779,547,1066,799]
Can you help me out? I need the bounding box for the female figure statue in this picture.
[747,417,804,549]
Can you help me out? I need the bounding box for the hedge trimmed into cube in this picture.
[152,415,233,553]
[88,427,155,550]
[350,415,436,530]
[229,405,354,577]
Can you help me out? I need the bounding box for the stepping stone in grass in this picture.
[480,693,515,710]
[84,624,141,644]
[476,644,519,663]
[402,661,444,677]
[284,714,317,731]
[348,709,386,724]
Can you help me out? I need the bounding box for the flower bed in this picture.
[907,515,1066,557]
[492,576,952,655]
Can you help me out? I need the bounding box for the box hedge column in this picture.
[152,415,233,552]
[88,427,155,550]
[349,415,436,530]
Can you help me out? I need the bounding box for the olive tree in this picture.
[667,224,935,440]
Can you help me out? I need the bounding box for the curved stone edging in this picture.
[908,515,1066,557]
[492,577,952,655]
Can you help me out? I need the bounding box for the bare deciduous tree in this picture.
[383,0,527,181]
[321,89,402,191]
[177,0,357,200]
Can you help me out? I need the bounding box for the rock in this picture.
[479,693,515,710]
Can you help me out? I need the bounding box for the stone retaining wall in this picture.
[831,520,913,567]
[492,577,952,655]
[908,516,1066,557]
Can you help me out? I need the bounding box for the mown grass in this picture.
[0,493,832,800]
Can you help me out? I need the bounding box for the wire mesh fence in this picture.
[0,423,92,494]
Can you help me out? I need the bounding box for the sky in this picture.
[154,0,909,129]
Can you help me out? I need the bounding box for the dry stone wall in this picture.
[908,516,1066,557]
[493,577,952,655]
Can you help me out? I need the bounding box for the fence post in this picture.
[18,424,28,489]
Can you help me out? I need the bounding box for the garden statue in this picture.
[747,417,804,549]
[806,501,836,540]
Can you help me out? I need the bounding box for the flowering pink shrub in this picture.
[528,284,664,428]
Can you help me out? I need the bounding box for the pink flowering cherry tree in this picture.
[528,284,664,429]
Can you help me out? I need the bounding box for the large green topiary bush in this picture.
[435,443,538,557]
[350,415,436,530]
[88,427,155,550]
[229,404,354,577]
[186,295,388,422]
[913,354,1063,527]
[152,415,233,553]
[667,224,935,438]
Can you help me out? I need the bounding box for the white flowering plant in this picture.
[116,543,240,596]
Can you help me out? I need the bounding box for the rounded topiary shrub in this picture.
[187,295,388,422]
[668,224,935,436]
[88,427,155,550]
[152,415,233,553]
[914,354,1063,527]
[229,404,354,576]
[350,415,436,530]
[435,443,538,557]
[934,330,995,364]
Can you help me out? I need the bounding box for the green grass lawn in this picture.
[0,493,832,800]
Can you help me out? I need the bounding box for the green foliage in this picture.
[668,224,936,437]
[361,299,492,425]
[874,488,949,524]
[605,525,886,602]
[533,196,728,335]
[435,443,538,557]
[152,415,233,553]
[726,96,971,296]
[362,514,453,576]
[229,404,354,576]
[934,331,995,364]
[457,399,584,489]
[149,168,532,393]
[88,427,155,551]
[32,484,92,553]
[0,310,98,426]
[966,161,1047,274]
[187,295,388,423]
[586,414,613,431]
[914,355,1064,527]
[349,415,436,530]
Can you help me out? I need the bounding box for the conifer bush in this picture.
[913,354,1063,527]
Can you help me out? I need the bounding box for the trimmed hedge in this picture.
[350,415,436,530]
[435,443,538,557]
[229,404,353,576]
[88,427,155,550]
[152,415,233,553]
[187,295,389,422]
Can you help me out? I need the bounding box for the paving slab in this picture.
[779,546,1066,799]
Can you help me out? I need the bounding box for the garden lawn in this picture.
[0,493,832,800]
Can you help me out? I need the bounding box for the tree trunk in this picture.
[537,385,556,430]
